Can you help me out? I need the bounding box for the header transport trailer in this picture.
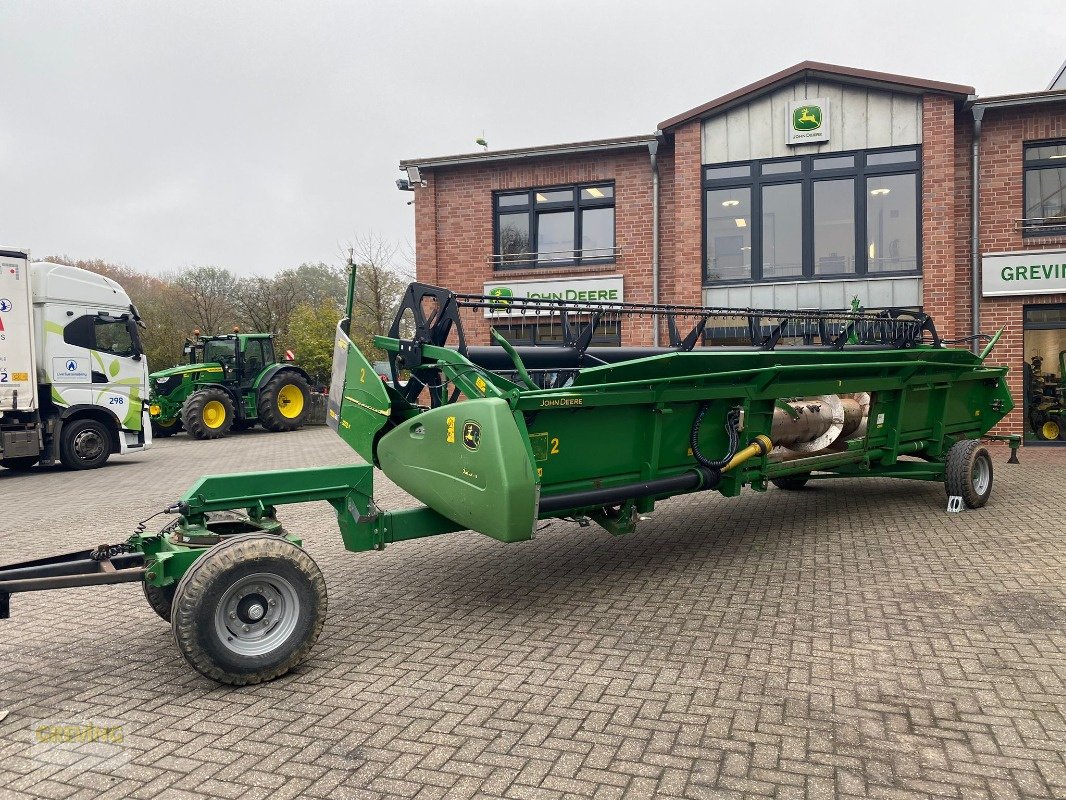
[0,264,1014,684]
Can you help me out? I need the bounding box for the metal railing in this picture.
[489,246,621,268]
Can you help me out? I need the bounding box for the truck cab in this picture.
[0,250,152,470]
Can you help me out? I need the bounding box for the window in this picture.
[1023,140,1066,236]
[703,147,921,283]
[63,314,136,357]
[493,183,615,269]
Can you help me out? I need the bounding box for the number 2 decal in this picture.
[550,437,560,455]
[0,371,8,383]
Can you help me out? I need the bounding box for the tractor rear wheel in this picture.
[257,373,311,432]
[945,439,993,509]
[182,388,235,440]
[152,417,183,438]
[771,474,810,490]
[143,582,176,622]
[171,534,327,685]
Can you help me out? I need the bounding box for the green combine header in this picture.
[0,264,1015,685]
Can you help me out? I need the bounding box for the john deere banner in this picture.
[786,98,830,145]
[982,248,1066,297]
[483,275,624,317]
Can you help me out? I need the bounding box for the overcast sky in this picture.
[1,1,1061,276]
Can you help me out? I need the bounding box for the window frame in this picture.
[702,146,922,285]
[1022,139,1066,238]
[493,182,616,271]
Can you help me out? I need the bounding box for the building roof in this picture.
[970,88,1066,110]
[1049,59,1066,91]
[657,61,975,132]
[399,135,656,171]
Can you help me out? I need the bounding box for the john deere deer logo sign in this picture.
[787,98,830,145]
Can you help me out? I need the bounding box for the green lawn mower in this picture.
[149,332,312,440]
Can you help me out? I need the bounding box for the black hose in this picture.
[690,404,742,483]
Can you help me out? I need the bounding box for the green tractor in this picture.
[149,332,313,440]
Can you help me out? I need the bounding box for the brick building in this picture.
[399,62,1066,444]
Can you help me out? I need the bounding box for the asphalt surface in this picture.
[0,427,1063,799]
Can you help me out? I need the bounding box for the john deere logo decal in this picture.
[462,421,481,451]
[792,105,822,131]
[489,286,513,307]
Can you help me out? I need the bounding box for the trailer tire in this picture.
[257,373,311,432]
[1,456,40,471]
[171,534,327,685]
[181,388,235,440]
[143,582,176,622]
[771,474,810,490]
[59,418,112,470]
[945,439,993,509]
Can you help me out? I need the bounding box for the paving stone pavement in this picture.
[0,427,1063,800]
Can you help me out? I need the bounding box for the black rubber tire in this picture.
[181,388,235,440]
[143,582,176,622]
[257,372,311,432]
[1034,417,1062,441]
[945,439,993,509]
[771,474,810,490]
[171,534,327,685]
[59,418,112,470]
[152,418,183,438]
[1,456,40,471]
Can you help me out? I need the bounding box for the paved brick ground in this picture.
[0,428,1063,800]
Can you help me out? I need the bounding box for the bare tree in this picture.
[236,274,301,335]
[176,266,240,333]
[343,233,412,352]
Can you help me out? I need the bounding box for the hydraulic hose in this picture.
[690,404,742,484]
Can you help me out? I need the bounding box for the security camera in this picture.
[396,177,412,191]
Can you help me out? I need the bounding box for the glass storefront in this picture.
[1023,305,1066,443]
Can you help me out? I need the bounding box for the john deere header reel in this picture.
[149,331,312,440]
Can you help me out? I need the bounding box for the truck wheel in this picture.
[182,388,235,440]
[1,456,40,471]
[171,534,327,685]
[945,439,993,509]
[771,474,810,490]
[143,582,176,622]
[59,418,112,470]
[258,373,311,432]
[152,418,183,438]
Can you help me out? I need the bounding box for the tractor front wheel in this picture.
[182,388,235,440]
[945,439,993,509]
[152,417,183,438]
[258,373,311,432]
[171,534,327,685]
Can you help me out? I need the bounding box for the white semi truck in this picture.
[0,248,152,470]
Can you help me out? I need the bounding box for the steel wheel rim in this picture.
[1042,421,1059,440]
[72,429,105,460]
[277,384,304,419]
[203,400,226,429]
[971,456,990,495]
[214,572,300,656]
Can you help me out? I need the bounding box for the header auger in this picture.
[1,263,1014,684]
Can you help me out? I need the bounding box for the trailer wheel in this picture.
[945,439,993,509]
[257,373,311,432]
[771,474,810,490]
[171,534,327,685]
[1,456,40,471]
[143,582,176,622]
[181,388,235,440]
[59,418,112,469]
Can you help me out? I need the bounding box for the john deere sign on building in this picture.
[483,275,624,316]
[982,248,1066,297]
[786,98,830,145]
